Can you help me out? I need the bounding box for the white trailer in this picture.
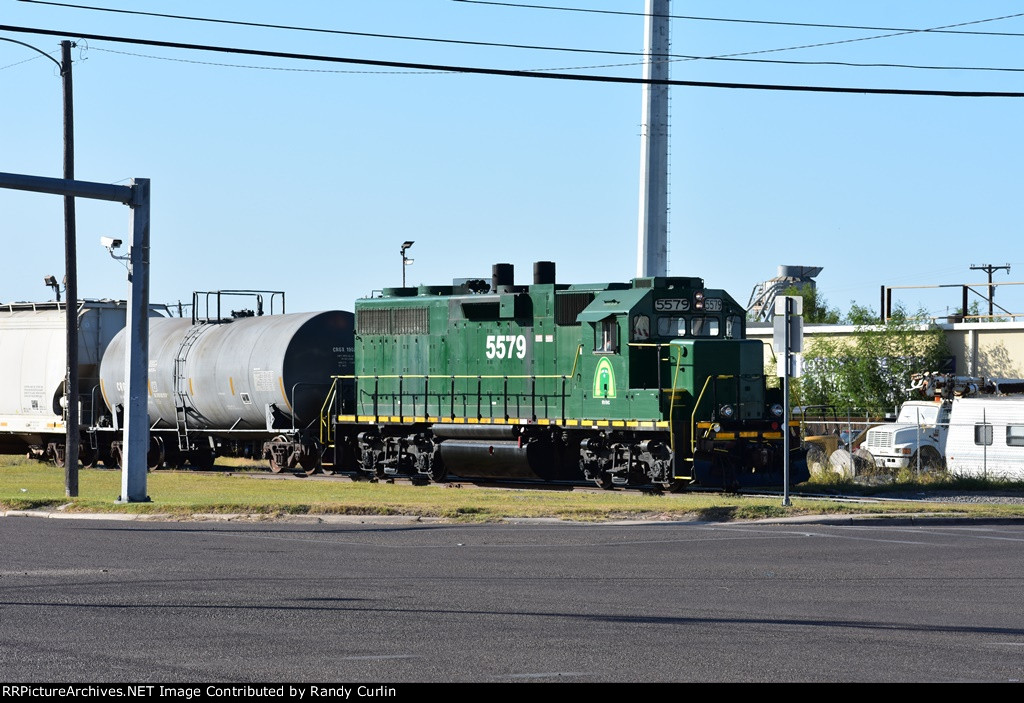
[944,397,1024,479]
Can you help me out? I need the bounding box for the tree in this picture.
[781,285,841,324]
[799,303,950,414]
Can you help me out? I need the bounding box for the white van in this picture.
[945,397,1024,479]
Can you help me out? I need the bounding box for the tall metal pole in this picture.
[636,0,670,278]
[61,40,79,497]
[782,297,791,507]
[120,179,152,503]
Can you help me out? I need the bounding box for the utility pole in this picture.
[636,0,670,278]
[970,263,1010,318]
[61,40,80,497]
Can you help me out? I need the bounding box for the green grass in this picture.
[2,457,1023,522]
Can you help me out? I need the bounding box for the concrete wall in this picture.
[747,320,1024,378]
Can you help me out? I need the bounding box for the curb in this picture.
[3,509,1022,527]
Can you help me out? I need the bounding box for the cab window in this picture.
[596,318,619,353]
[725,314,743,339]
[690,316,720,337]
[657,316,687,337]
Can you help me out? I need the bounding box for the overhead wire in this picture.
[6,22,1024,97]
[452,0,1024,38]
[15,1,1024,74]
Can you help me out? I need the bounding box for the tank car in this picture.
[323,262,808,489]
[0,299,130,466]
[98,291,354,472]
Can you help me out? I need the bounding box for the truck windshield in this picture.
[896,403,940,424]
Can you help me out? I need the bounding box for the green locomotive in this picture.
[321,262,807,489]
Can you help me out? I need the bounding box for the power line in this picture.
[5,23,1024,97]
[453,1,1024,38]
[18,0,652,58]
[18,1,1024,75]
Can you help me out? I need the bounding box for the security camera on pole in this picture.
[773,296,803,506]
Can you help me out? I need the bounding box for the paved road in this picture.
[2,517,1022,683]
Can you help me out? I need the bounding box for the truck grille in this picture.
[866,431,892,449]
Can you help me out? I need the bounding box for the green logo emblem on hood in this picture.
[593,357,617,399]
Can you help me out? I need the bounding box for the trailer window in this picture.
[974,423,993,446]
[1007,425,1024,447]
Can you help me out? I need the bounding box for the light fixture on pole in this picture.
[43,275,62,302]
[400,240,415,287]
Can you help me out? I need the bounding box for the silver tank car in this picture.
[99,310,354,432]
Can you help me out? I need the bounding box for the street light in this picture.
[401,240,414,287]
[43,275,61,302]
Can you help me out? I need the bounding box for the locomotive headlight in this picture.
[770,403,784,418]
[719,404,735,419]
[694,291,704,310]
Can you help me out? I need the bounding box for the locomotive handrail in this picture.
[569,344,583,380]
[328,371,578,423]
[329,373,574,380]
[690,374,736,456]
[668,345,685,452]
[319,377,339,445]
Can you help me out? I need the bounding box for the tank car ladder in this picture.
[173,323,212,452]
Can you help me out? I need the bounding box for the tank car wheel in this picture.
[147,437,165,472]
[80,444,99,468]
[664,479,689,493]
[298,452,320,476]
[190,448,216,471]
[267,435,288,474]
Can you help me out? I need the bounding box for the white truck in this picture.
[860,400,948,471]
[859,374,1024,473]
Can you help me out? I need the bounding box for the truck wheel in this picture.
[910,446,944,473]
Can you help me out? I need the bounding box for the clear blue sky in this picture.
[2,1,1022,320]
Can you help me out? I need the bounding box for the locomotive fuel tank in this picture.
[99,310,354,431]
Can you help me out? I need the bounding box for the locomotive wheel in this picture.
[592,472,614,490]
[267,435,288,474]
